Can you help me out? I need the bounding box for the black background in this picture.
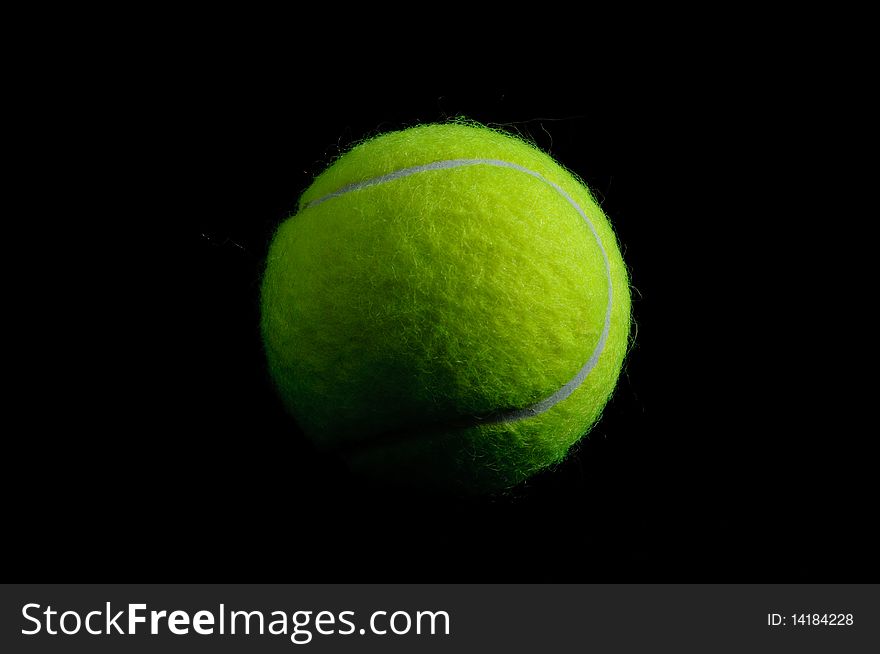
[10,78,874,582]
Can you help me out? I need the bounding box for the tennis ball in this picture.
[261,123,630,493]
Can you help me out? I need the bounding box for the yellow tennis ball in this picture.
[261,123,630,493]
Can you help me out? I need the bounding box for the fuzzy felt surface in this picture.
[261,123,631,493]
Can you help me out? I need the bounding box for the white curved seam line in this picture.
[305,158,613,424]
